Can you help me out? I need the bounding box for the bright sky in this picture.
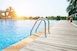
[0,0,69,16]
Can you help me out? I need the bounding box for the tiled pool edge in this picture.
[3,21,60,51]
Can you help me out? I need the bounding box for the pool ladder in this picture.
[30,17,50,37]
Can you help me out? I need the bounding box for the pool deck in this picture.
[4,20,77,51]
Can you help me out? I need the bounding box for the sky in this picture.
[0,0,69,17]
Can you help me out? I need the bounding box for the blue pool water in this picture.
[0,20,58,51]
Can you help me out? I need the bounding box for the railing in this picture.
[30,17,50,37]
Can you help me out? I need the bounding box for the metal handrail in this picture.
[30,19,39,35]
[30,17,50,37]
[35,20,42,32]
[30,18,43,35]
[45,18,50,34]
[35,18,50,34]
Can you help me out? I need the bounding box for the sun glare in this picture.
[16,10,25,16]
[15,8,31,17]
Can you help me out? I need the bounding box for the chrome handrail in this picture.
[35,20,42,32]
[30,17,50,37]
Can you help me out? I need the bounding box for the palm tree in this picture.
[5,7,17,19]
[66,0,77,16]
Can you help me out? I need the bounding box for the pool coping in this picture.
[3,21,59,51]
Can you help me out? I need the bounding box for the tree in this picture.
[66,0,77,16]
[5,7,17,18]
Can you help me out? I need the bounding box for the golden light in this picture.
[15,6,33,17]
[16,10,25,17]
[1,13,5,16]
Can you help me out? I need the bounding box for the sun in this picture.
[15,7,31,17]
[16,10,25,16]
[15,8,26,17]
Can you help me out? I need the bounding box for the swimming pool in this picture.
[73,20,77,25]
[0,20,58,51]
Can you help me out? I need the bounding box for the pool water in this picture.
[73,20,77,25]
[0,20,58,51]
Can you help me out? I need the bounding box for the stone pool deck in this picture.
[20,20,77,51]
